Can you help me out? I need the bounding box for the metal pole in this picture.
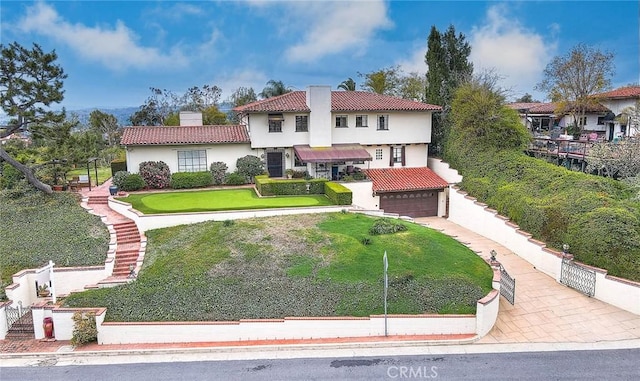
[383,251,388,337]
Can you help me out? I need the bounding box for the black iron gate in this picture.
[5,301,33,334]
[499,265,516,305]
[560,258,596,297]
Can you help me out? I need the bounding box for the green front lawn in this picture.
[63,213,494,321]
[116,188,334,214]
[66,166,112,185]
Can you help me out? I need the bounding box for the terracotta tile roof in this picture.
[596,86,640,99]
[364,167,449,193]
[120,125,250,145]
[293,144,372,163]
[234,91,441,113]
[507,102,609,115]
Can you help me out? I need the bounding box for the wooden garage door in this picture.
[379,190,439,217]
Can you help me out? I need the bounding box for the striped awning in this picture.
[293,144,372,163]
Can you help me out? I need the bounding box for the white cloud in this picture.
[16,2,189,71]
[215,69,268,101]
[469,4,557,100]
[397,41,428,74]
[284,0,393,63]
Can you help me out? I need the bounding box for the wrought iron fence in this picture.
[5,301,34,334]
[560,258,596,297]
[500,265,516,305]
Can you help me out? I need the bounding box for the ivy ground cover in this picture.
[63,213,494,321]
[116,188,333,214]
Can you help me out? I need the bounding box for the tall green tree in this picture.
[424,25,473,156]
[131,85,225,126]
[89,110,120,146]
[259,80,292,99]
[0,42,67,193]
[358,66,402,95]
[338,78,356,91]
[536,43,614,133]
[227,87,258,123]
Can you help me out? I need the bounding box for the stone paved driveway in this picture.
[415,217,640,343]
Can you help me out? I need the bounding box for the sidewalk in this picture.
[2,210,639,360]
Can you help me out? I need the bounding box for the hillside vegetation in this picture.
[444,77,640,282]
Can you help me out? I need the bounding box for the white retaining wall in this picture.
[109,199,348,233]
[29,295,500,343]
[430,160,640,315]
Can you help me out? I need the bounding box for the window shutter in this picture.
[389,146,394,167]
[401,146,406,166]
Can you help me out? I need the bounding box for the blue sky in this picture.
[1,0,638,111]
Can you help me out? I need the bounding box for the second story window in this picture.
[335,115,348,128]
[356,115,368,127]
[268,113,283,133]
[377,114,389,130]
[295,115,308,132]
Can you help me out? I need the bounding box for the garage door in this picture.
[379,190,439,217]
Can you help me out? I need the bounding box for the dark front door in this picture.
[266,152,283,177]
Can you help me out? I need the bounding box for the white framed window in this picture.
[178,150,207,172]
[375,148,383,160]
[576,116,587,126]
[268,113,283,132]
[377,114,389,130]
[356,115,368,127]
[335,115,348,128]
[295,115,308,132]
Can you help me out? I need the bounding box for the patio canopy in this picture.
[293,144,372,163]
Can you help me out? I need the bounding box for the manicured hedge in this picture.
[325,181,352,205]
[110,160,127,176]
[170,172,213,189]
[255,175,327,196]
[449,147,640,281]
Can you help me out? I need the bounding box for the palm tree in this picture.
[259,80,291,99]
[337,78,356,91]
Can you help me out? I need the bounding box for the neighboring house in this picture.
[508,101,611,140]
[121,111,252,174]
[595,86,640,139]
[121,88,449,217]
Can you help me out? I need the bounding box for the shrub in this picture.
[291,170,306,179]
[210,162,228,185]
[369,218,408,235]
[121,173,146,191]
[112,171,130,189]
[71,311,98,346]
[256,176,327,196]
[236,155,264,182]
[225,172,246,185]
[0,163,23,189]
[170,171,213,189]
[223,219,235,227]
[324,181,352,205]
[110,160,127,177]
[139,161,171,189]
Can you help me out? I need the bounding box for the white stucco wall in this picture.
[362,144,428,169]
[308,85,332,147]
[332,112,432,145]
[125,144,255,174]
[448,187,640,315]
[340,181,379,210]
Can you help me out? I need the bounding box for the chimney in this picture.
[179,111,203,126]
[306,86,332,147]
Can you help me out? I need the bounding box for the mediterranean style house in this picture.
[509,85,640,141]
[120,86,449,217]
